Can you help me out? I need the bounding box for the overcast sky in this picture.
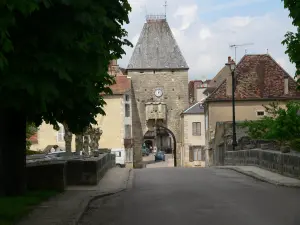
[118,0,297,80]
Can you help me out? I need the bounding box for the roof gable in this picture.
[208,65,231,88]
[127,18,188,70]
[206,54,300,101]
[183,102,204,114]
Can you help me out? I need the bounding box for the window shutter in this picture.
[197,122,201,135]
[201,149,206,161]
[192,123,196,135]
[189,146,194,162]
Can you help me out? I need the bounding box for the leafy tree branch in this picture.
[242,101,300,147]
[282,0,300,84]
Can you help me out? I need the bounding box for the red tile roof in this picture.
[28,133,38,144]
[206,54,300,101]
[109,75,131,95]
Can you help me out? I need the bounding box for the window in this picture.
[193,149,201,161]
[125,125,132,138]
[125,103,130,117]
[57,125,65,142]
[192,122,201,136]
[125,94,130,101]
[256,111,265,117]
[189,146,206,161]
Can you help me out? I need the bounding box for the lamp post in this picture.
[226,61,237,150]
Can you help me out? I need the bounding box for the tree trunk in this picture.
[63,122,72,153]
[75,134,83,154]
[0,109,27,196]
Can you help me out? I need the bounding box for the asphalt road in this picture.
[79,168,300,225]
[143,153,174,168]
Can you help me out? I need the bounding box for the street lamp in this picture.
[226,61,237,150]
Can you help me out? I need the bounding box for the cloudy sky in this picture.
[118,0,297,80]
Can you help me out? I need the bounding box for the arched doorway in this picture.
[142,125,177,167]
[156,125,177,167]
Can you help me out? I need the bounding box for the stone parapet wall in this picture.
[66,153,115,185]
[26,153,116,191]
[225,149,300,179]
[27,161,67,192]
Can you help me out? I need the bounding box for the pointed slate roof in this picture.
[182,102,204,114]
[127,16,189,70]
[206,54,300,102]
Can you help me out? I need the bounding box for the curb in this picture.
[217,167,300,188]
[75,168,133,224]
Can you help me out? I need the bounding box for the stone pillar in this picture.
[131,87,143,168]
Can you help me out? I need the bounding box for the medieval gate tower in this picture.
[127,15,189,167]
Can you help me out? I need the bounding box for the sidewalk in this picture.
[18,168,133,225]
[217,166,300,188]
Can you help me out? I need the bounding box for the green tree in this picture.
[26,123,38,151]
[282,0,300,84]
[0,0,132,196]
[242,101,300,148]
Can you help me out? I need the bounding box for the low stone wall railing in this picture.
[66,153,115,185]
[26,153,116,191]
[27,160,67,192]
[225,149,300,179]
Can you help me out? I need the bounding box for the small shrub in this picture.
[290,139,300,152]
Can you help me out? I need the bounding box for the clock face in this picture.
[154,88,163,97]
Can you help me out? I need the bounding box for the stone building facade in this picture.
[127,15,189,167]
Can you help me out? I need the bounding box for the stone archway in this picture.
[155,125,177,167]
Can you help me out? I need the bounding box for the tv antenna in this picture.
[163,1,168,19]
[229,43,254,62]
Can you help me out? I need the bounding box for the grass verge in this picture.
[0,190,58,225]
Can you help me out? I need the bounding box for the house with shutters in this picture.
[180,102,206,167]
[204,54,300,146]
[30,60,134,166]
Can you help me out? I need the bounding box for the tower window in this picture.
[125,104,130,117]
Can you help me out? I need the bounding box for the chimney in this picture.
[284,75,289,95]
[228,56,231,63]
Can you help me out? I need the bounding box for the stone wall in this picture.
[225,149,300,179]
[128,70,189,167]
[212,121,280,166]
[26,153,115,191]
[66,153,115,185]
[27,161,67,191]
